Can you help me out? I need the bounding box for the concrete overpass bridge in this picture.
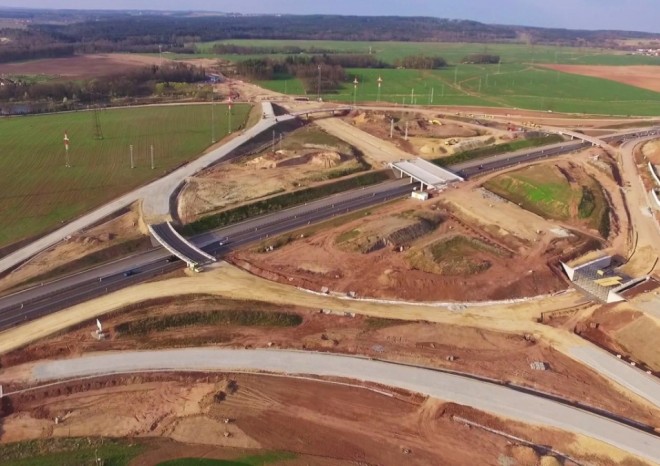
[290,106,353,119]
[148,222,216,270]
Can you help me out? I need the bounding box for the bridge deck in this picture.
[148,222,215,266]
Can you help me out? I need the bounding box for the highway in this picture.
[0,179,416,329]
[1,124,659,330]
[20,348,660,465]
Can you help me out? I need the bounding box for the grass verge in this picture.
[157,452,296,466]
[0,438,143,466]
[116,309,303,336]
[182,171,390,235]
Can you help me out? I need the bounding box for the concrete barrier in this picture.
[649,162,660,187]
[652,189,660,209]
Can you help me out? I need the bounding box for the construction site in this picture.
[0,75,659,466]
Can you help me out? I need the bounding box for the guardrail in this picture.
[649,162,660,187]
[166,222,215,262]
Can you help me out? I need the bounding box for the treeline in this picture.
[394,55,447,69]
[461,53,500,64]
[34,15,518,44]
[0,29,75,63]
[210,44,350,55]
[3,13,659,54]
[236,54,388,92]
[237,57,347,93]
[0,62,206,103]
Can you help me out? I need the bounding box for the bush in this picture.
[116,309,303,336]
[433,134,564,167]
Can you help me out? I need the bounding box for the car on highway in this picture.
[123,270,137,277]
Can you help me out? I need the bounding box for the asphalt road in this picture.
[2,125,659,329]
[26,348,660,465]
[0,179,416,329]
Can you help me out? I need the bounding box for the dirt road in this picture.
[313,118,413,166]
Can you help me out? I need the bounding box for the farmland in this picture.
[193,39,660,115]
[258,65,660,115]
[0,104,251,250]
[198,39,660,66]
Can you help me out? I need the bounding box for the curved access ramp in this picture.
[148,222,215,267]
[25,348,660,465]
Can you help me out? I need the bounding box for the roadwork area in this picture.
[1,262,660,417]
[1,372,627,466]
[2,348,659,465]
[2,295,657,427]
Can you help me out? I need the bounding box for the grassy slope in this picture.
[157,452,296,466]
[0,104,250,249]
[483,165,576,220]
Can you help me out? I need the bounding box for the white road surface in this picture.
[29,348,660,464]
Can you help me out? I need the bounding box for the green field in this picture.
[189,39,660,116]
[0,438,143,466]
[0,104,251,250]
[257,65,660,115]
[197,39,660,66]
[157,452,296,466]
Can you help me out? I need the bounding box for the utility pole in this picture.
[430,87,434,104]
[130,144,134,169]
[410,88,414,105]
[227,96,233,134]
[150,144,155,170]
[63,131,70,168]
[211,92,215,144]
[404,121,408,141]
[390,118,394,138]
[317,64,322,101]
[353,76,359,106]
[377,76,383,102]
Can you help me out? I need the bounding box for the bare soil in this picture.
[1,295,657,428]
[642,139,660,165]
[342,109,510,158]
[228,178,606,301]
[576,299,660,372]
[540,64,660,93]
[0,54,168,80]
[0,372,645,466]
[177,126,361,223]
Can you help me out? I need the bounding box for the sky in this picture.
[1,0,659,33]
